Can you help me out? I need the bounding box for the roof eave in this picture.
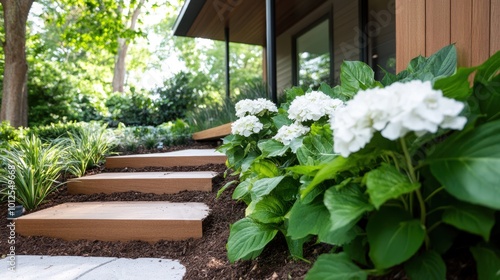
[172,0,207,36]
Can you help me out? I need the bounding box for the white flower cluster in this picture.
[273,123,310,145]
[231,115,264,137]
[235,98,278,118]
[332,80,467,157]
[288,91,344,122]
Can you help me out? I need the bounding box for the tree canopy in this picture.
[0,0,263,127]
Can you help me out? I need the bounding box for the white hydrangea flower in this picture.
[332,80,466,157]
[380,81,466,140]
[273,123,310,145]
[231,115,263,137]
[288,91,344,122]
[235,98,278,117]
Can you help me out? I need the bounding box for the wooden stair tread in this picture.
[105,149,226,168]
[16,202,210,242]
[67,171,218,195]
[192,123,232,140]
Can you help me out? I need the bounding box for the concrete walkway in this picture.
[0,255,185,280]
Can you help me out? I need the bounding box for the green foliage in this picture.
[186,79,268,132]
[62,123,116,177]
[112,120,191,153]
[0,121,23,149]
[27,122,85,142]
[0,135,66,210]
[218,45,500,278]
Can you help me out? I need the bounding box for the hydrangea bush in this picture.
[218,45,500,279]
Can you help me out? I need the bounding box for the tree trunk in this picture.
[111,0,145,93]
[0,0,34,127]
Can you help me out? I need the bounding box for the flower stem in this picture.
[400,138,428,248]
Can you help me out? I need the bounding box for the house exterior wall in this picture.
[275,0,360,93]
[396,0,500,71]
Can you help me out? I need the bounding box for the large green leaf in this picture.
[252,159,280,178]
[343,236,368,266]
[475,74,500,123]
[475,50,500,84]
[364,163,420,209]
[250,176,285,201]
[434,66,475,100]
[305,253,367,280]
[227,217,278,262]
[287,198,330,239]
[249,195,291,224]
[442,202,495,241]
[470,246,500,280]
[404,251,446,280]
[427,120,500,210]
[367,207,425,269]
[324,183,373,231]
[340,61,379,94]
[258,139,289,157]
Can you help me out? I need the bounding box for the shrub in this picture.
[0,135,66,211]
[112,120,191,153]
[63,123,116,177]
[27,122,85,142]
[0,121,23,150]
[218,45,500,279]
[186,79,269,132]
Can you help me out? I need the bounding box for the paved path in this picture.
[0,255,185,280]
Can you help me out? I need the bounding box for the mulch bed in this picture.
[0,142,478,279]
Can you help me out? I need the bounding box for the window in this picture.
[293,15,333,88]
[362,0,396,80]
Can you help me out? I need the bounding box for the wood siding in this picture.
[396,0,500,71]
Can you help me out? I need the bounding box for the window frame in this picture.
[291,12,334,87]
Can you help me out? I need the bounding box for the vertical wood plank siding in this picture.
[396,0,499,71]
[491,0,500,56]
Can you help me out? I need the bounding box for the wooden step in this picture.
[105,149,226,169]
[67,171,218,195]
[15,202,210,242]
[192,123,232,141]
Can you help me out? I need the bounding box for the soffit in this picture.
[182,0,327,45]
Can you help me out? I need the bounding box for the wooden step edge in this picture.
[15,202,210,242]
[67,172,218,195]
[192,123,232,141]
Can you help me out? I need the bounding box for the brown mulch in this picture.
[0,142,478,279]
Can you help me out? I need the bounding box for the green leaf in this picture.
[404,251,446,280]
[470,246,500,280]
[427,120,500,210]
[216,180,237,199]
[251,176,285,201]
[258,139,289,157]
[428,224,458,254]
[425,44,457,78]
[475,74,500,122]
[324,183,373,231]
[287,198,330,239]
[272,114,293,129]
[227,217,278,262]
[305,253,367,280]
[284,235,309,259]
[252,159,280,178]
[344,236,368,266]
[232,178,253,201]
[442,202,495,241]
[340,61,379,94]
[364,163,420,209]
[434,66,475,100]
[475,50,500,84]
[367,207,425,269]
[250,195,290,224]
